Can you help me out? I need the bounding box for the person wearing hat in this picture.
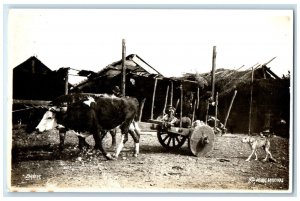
[162,105,178,125]
[112,86,122,97]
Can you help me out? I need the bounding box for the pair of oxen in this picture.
[36,94,141,160]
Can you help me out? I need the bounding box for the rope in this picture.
[12,105,48,113]
[12,107,36,113]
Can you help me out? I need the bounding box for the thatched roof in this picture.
[72,54,162,90]
[184,65,284,96]
[176,72,209,89]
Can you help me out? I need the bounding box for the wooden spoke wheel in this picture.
[157,130,187,151]
[188,125,215,157]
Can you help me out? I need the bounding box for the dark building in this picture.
[13,56,68,100]
[12,56,69,127]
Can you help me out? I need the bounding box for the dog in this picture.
[242,134,276,162]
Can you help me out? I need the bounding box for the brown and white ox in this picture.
[36,94,140,160]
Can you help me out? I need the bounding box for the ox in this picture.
[36,94,140,160]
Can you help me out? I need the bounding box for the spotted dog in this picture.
[242,134,276,162]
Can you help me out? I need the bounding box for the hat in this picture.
[166,105,175,113]
[112,86,121,94]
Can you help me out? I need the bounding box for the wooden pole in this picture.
[174,99,180,113]
[262,56,276,66]
[224,90,237,128]
[64,68,69,95]
[211,46,217,101]
[248,67,255,135]
[192,99,197,123]
[214,92,218,130]
[169,81,174,106]
[121,39,126,96]
[150,78,158,120]
[262,65,266,79]
[162,85,169,115]
[205,100,209,124]
[138,98,146,122]
[180,83,183,128]
[13,99,51,106]
[196,87,199,109]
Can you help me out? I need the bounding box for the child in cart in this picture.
[162,105,178,126]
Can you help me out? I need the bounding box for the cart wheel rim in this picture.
[157,130,187,150]
[188,125,215,157]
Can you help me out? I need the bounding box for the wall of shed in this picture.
[216,79,290,137]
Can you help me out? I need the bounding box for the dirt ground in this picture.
[9,126,290,192]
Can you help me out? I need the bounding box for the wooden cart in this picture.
[147,119,215,157]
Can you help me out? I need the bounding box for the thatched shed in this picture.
[196,65,290,137]
[70,54,207,121]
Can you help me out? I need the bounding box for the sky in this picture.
[8,9,293,84]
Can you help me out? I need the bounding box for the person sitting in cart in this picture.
[162,105,178,126]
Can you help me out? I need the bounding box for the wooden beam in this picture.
[121,39,126,96]
[205,100,210,124]
[180,83,183,128]
[214,92,218,130]
[13,99,51,106]
[175,99,180,113]
[150,78,158,119]
[138,98,146,122]
[64,68,69,95]
[162,86,169,115]
[196,87,200,109]
[169,81,174,106]
[262,56,276,66]
[192,99,197,123]
[211,46,217,101]
[224,90,237,128]
[262,65,267,79]
[265,67,280,79]
[248,67,255,135]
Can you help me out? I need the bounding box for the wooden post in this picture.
[262,56,276,66]
[169,81,174,106]
[162,86,169,115]
[196,87,200,109]
[214,92,218,130]
[150,78,158,119]
[138,98,146,122]
[224,90,237,128]
[205,100,209,124]
[64,68,69,95]
[262,65,266,79]
[174,99,180,113]
[248,67,255,135]
[180,83,183,128]
[121,39,126,96]
[211,46,217,101]
[192,99,197,123]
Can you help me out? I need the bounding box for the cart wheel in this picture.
[157,130,187,151]
[188,125,215,157]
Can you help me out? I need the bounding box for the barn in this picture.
[13,56,70,100]
[12,56,70,130]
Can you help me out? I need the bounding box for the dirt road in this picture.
[10,127,290,192]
